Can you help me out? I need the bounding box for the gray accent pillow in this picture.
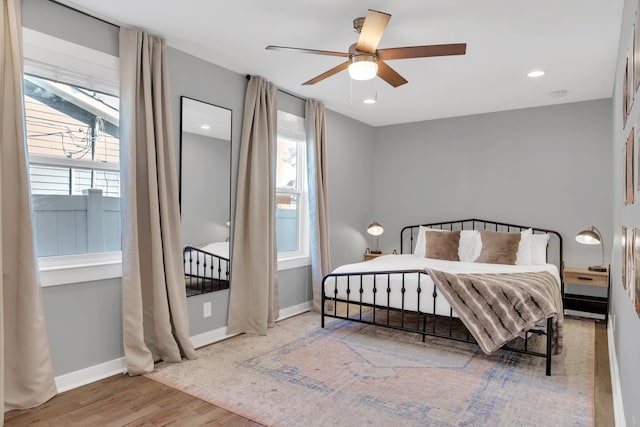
[424,230,461,261]
[476,230,521,265]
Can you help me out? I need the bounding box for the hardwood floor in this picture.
[4,318,615,427]
[4,375,262,427]
[594,321,615,427]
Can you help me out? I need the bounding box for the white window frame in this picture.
[276,112,310,271]
[23,28,122,286]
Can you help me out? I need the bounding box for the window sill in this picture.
[39,251,122,287]
[277,255,311,271]
[39,251,309,286]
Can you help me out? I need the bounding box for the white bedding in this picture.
[326,254,561,316]
[184,242,230,280]
[201,242,229,259]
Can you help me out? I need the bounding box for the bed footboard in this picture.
[183,245,230,296]
[321,269,555,375]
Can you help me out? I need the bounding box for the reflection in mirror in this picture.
[180,97,231,296]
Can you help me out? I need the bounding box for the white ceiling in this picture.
[181,97,231,141]
[61,0,624,127]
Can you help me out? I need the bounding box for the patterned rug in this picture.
[146,312,594,427]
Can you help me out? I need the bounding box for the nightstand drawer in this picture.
[563,270,608,287]
[564,294,608,315]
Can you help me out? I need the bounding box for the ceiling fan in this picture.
[266,9,466,88]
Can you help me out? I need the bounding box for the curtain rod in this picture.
[245,74,307,102]
[49,0,120,28]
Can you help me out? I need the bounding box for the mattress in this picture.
[325,254,561,316]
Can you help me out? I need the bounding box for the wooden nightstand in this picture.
[364,252,385,261]
[563,267,610,322]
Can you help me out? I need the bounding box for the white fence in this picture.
[32,189,120,257]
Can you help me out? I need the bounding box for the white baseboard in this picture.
[53,301,314,393]
[190,326,238,349]
[277,300,312,321]
[54,357,126,393]
[608,317,626,427]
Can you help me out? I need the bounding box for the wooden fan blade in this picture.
[377,61,408,87]
[266,45,349,58]
[378,43,467,61]
[355,9,391,53]
[302,61,349,85]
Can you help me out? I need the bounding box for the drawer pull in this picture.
[577,276,593,281]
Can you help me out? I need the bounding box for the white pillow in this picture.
[459,230,481,262]
[413,226,429,257]
[531,233,550,264]
[515,228,533,265]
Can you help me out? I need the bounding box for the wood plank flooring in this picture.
[4,319,614,427]
[5,374,262,427]
[594,321,615,427]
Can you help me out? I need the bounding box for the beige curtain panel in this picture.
[228,76,279,335]
[119,27,196,375]
[1,0,57,421]
[305,100,331,312]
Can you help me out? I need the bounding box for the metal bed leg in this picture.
[321,289,326,328]
[546,317,553,376]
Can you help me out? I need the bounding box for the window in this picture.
[22,29,121,279]
[276,111,309,262]
[25,75,120,198]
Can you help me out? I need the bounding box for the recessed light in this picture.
[527,70,546,78]
[200,124,211,130]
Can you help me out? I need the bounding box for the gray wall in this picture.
[325,109,376,267]
[279,266,313,309]
[612,0,640,424]
[22,0,117,56]
[42,279,122,376]
[371,100,613,268]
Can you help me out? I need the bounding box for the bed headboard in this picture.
[400,218,564,274]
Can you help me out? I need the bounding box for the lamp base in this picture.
[370,250,382,254]
[588,266,607,272]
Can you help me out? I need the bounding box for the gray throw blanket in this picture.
[426,269,563,355]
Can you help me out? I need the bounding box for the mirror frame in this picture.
[178,96,233,296]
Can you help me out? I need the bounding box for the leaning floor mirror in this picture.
[179,96,232,296]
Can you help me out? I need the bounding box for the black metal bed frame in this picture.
[183,245,230,296]
[321,218,564,376]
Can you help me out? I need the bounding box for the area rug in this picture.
[146,313,594,427]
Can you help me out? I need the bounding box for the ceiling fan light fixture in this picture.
[348,54,378,81]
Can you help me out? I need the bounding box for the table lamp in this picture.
[367,221,384,254]
[575,226,607,272]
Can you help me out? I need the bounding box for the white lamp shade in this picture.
[367,221,384,236]
[348,55,378,81]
